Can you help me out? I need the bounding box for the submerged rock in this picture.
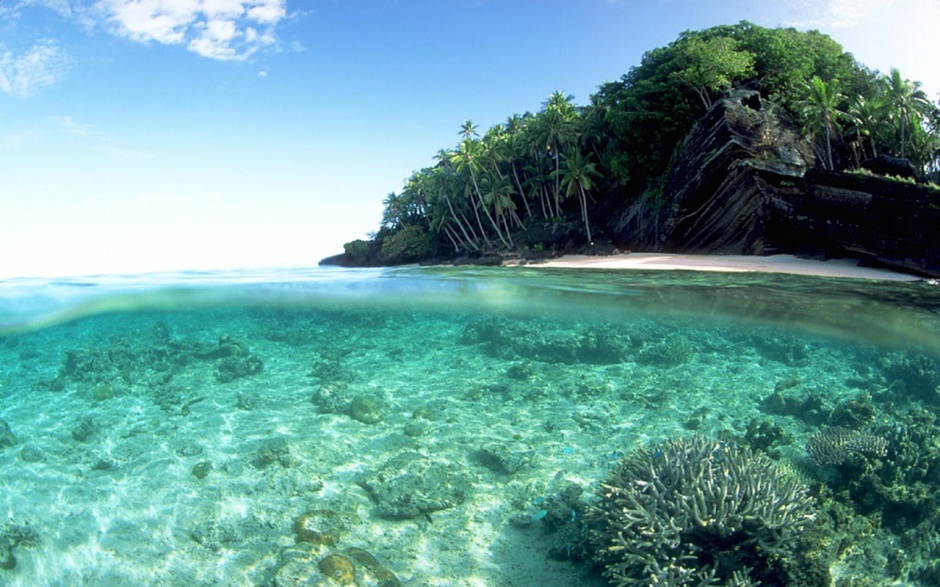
[357,452,470,519]
[0,419,16,450]
[191,461,213,479]
[318,553,355,584]
[215,354,264,383]
[349,394,385,424]
[18,445,43,463]
[251,436,294,469]
[71,417,97,442]
[345,547,401,586]
[293,509,345,546]
[475,441,531,475]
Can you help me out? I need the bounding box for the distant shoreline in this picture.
[505,252,923,282]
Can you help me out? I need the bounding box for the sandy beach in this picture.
[522,252,923,281]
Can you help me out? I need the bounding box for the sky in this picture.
[2,0,939,278]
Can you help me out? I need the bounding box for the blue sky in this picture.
[2,0,938,278]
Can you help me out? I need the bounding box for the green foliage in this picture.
[358,21,938,262]
[798,76,848,169]
[669,34,755,109]
[380,224,432,263]
[343,239,370,260]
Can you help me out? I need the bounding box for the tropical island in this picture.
[322,22,940,277]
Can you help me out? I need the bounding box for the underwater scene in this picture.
[1,266,939,587]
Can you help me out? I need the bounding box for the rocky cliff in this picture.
[611,89,940,277]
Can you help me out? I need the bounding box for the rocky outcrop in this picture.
[773,169,940,276]
[611,89,940,277]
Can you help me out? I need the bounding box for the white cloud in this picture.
[781,0,886,29]
[0,39,72,97]
[96,0,286,61]
[50,114,93,136]
[3,0,74,18]
[778,0,940,97]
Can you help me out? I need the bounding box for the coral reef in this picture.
[41,326,265,408]
[877,351,940,403]
[635,335,696,367]
[827,393,877,428]
[806,405,940,584]
[459,318,633,364]
[741,419,791,459]
[806,427,889,466]
[589,435,821,586]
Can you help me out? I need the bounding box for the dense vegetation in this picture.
[341,22,940,265]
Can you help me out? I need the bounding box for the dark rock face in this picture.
[611,89,940,277]
[613,90,814,255]
[861,155,920,181]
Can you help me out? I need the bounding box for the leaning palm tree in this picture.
[883,68,931,159]
[481,175,518,245]
[555,147,602,243]
[450,138,512,250]
[799,76,847,169]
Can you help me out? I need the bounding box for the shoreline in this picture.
[508,253,923,282]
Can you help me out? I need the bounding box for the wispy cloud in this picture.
[0,39,72,97]
[781,0,890,29]
[1,0,74,18]
[95,0,287,61]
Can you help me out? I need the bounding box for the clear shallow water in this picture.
[0,266,938,586]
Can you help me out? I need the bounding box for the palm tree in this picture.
[459,120,479,139]
[543,91,577,117]
[503,114,534,217]
[450,138,512,249]
[428,167,479,252]
[847,94,886,159]
[555,147,601,242]
[482,175,517,246]
[883,68,931,159]
[532,104,581,215]
[799,76,846,169]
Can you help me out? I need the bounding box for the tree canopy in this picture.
[346,21,940,265]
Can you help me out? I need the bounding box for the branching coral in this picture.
[806,426,889,466]
[589,435,817,586]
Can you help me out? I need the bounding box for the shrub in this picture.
[379,224,431,264]
[343,239,371,262]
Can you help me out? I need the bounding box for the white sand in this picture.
[524,253,922,281]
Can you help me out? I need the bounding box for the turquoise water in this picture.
[0,266,938,586]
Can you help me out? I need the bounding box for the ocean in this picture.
[0,266,938,586]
